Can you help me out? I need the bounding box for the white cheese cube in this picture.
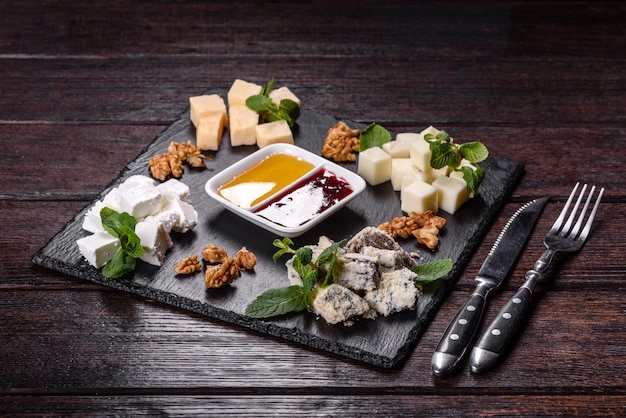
[161,198,198,233]
[189,94,227,128]
[82,201,108,233]
[409,139,432,172]
[227,79,262,107]
[400,180,438,214]
[269,86,301,107]
[432,175,470,214]
[121,175,158,189]
[382,140,410,158]
[156,179,190,203]
[117,181,162,219]
[76,232,120,269]
[196,111,227,151]
[135,221,173,266]
[401,169,435,189]
[390,158,413,191]
[357,146,392,186]
[255,119,294,148]
[229,105,259,146]
[420,125,440,139]
[427,165,452,181]
[396,132,422,143]
[143,211,179,234]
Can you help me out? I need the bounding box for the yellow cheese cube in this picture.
[432,175,470,214]
[229,105,259,146]
[196,111,227,151]
[269,86,301,107]
[255,120,294,148]
[357,146,392,186]
[383,140,411,158]
[228,79,262,107]
[189,94,227,128]
[409,139,432,172]
[400,180,438,214]
[401,170,435,189]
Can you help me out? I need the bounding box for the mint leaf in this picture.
[100,207,137,238]
[246,94,275,114]
[272,237,295,262]
[260,78,275,96]
[102,247,137,279]
[315,240,345,287]
[278,99,300,127]
[359,123,392,151]
[412,258,453,285]
[429,140,459,169]
[459,141,489,163]
[456,164,485,198]
[245,285,308,318]
[99,208,144,279]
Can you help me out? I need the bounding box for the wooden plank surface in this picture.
[2,0,626,415]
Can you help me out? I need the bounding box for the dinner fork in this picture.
[469,182,604,374]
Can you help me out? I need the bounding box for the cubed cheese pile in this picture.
[188,79,300,151]
[357,126,476,215]
[77,175,198,269]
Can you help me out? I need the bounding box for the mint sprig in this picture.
[245,78,301,127]
[411,258,453,285]
[358,123,392,151]
[424,130,489,197]
[99,207,144,279]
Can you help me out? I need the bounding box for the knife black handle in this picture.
[431,292,488,376]
[469,285,533,374]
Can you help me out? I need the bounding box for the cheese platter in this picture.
[32,87,524,368]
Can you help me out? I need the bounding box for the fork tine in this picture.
[569,185,595,238]
[550,182,580,234]
[560,183,588,237]
[578,187,604,242]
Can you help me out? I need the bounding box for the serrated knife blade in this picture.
[431,197,549,376]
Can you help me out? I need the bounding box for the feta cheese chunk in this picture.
[269,86,301,107]
[255,119,294,148]
[227,79,262,107]
[196,111,227,151]
[82,201,108,233]
[77,232,120,269]
[432,175,470,214]
[364,268,420,316]
[401,180,438,214]
[229,104,259,146]
[161,198,198,233]
[156,178,190,203]
[382,140,411,158]
[135,221,173,266]
[189,94,227,128]
[117,180,162,219]
[102,188,123,213]
[312,283,371,325]
[357,146,392,186]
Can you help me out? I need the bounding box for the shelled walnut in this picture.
[205,257,240,288]
[149,153,184,181]
[378,211,446,250]
[202,243,228,264]
[321,121,361,162]
[174,255,202,275]
[236,247,257,270]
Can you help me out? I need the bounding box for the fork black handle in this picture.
[469,284,534,374]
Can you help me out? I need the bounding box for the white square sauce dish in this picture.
[205,143,367,237]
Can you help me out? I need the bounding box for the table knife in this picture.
[431,197,548,376]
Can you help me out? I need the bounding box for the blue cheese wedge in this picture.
[338,253,380,292]
[364,268,420,317]
[312,283,371,325]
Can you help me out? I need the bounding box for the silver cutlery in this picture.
[470,182,604,374]
[431,197,549,376]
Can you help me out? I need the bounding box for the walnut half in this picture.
[378,211,447,250]
[174,255,202,275]
[205,257,240,288]
[321,121,361,162]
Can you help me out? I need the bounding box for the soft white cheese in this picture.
[357,146,392,186]
[156,178,190,203]
[82,200,108,233]
[135,221,173,266]
[117,179,162,219]
[101,188,123,213]
[76,232,120,269]
[161,197,198,233]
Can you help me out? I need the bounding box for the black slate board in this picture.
[32,95,524,368]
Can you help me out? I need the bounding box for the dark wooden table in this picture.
[2,1,625,416]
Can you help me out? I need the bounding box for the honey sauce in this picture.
[217,153,315,208]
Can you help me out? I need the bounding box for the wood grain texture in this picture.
[2,0,626,415]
